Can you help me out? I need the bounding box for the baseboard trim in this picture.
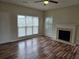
[0,35,43,45]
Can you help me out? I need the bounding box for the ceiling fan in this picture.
[34,0,58,5]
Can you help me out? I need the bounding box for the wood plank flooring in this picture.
[0,36,79,59]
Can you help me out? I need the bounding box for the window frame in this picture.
[17,15,39,37]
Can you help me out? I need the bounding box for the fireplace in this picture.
[56,24,76,43]
[58,30,70,42]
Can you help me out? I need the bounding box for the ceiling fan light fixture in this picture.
[44,0,49,5]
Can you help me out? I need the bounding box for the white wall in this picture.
[0,12,10,43]
[45,4,79,44]
[0,2,44,44]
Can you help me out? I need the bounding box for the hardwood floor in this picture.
[0,36,79,59]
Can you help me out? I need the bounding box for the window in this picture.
[45,16,53,37]
[17,15,39,37]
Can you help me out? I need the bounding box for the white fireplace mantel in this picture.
[56,24,77,43]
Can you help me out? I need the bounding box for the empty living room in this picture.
[0,0,79,59]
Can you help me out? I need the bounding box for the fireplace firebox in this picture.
[58,30,70,42]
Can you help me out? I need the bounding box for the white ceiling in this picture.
[0,0,79,11]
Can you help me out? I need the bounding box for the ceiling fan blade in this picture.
[49,0,58,4]
[34,1,42,3]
